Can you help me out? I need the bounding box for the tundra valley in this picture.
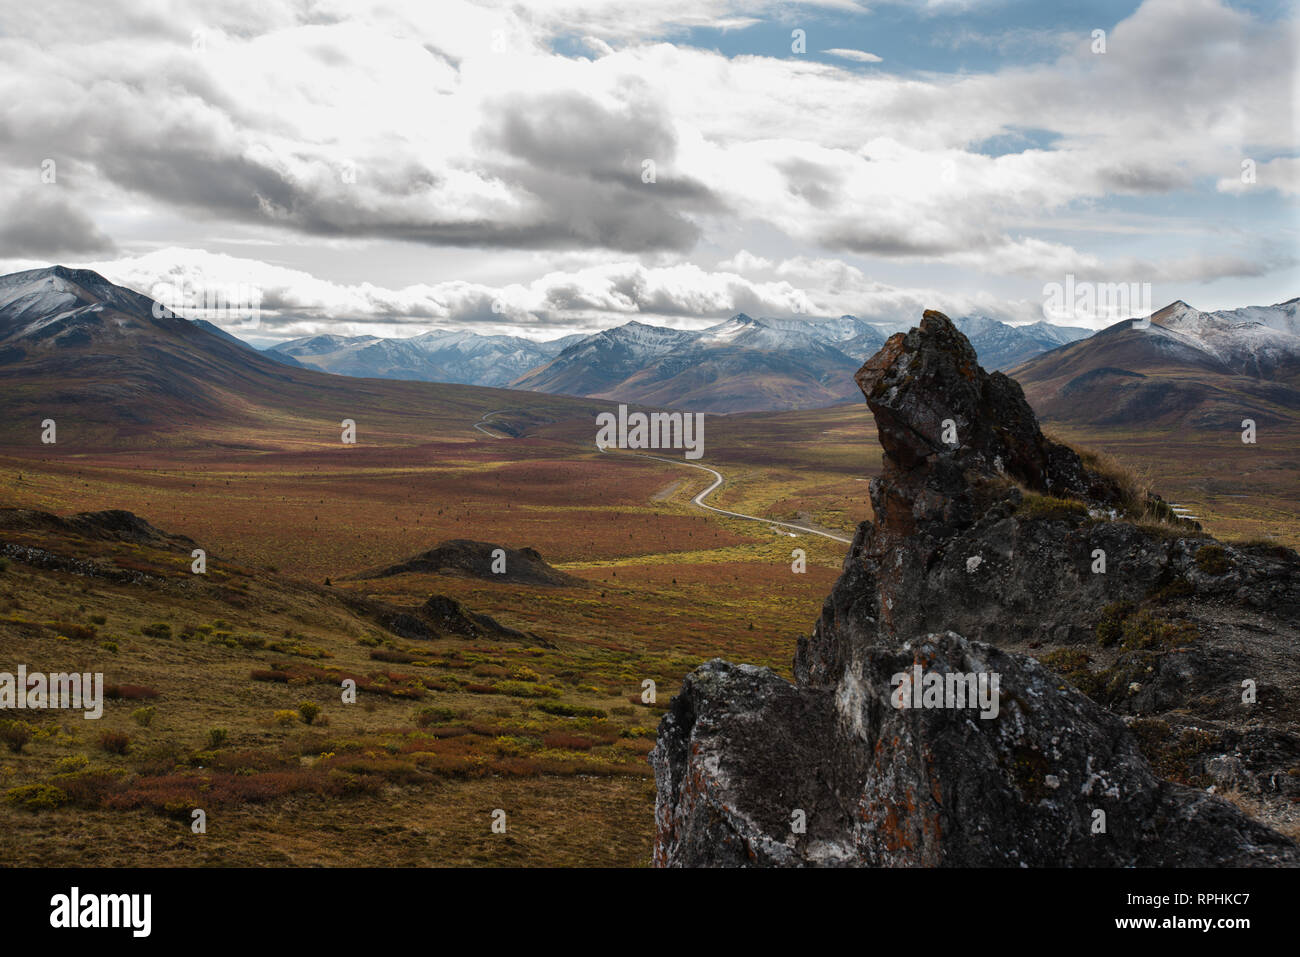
[1,267,1299,865]
[0,0,1297,880]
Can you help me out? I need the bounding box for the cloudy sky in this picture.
[0,0,1295,344]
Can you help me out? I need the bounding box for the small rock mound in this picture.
[420,594,528,640]
[341,592,545,645]
[0,506,192,547]
[353,539,578,586]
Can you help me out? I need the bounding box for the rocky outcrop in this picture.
[340,592,546,645]
[0,506,195,548]
[652,310,1300,867]
[352,539,579,587]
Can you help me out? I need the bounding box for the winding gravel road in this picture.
[472,409,511,438]
[474,408,853,544]
[596,444,854,544]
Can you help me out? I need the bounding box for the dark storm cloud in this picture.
[475,89,726,252]
[819,228,975,258]
[1096,163,1195,193]
[0,190,117,258]
[777,158,843,210]
[63,87,720,254]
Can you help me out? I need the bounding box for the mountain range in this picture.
[272,312,1094,413]
[0,265,305,427]
[1,265,1296,431]
[1013,299,1300,427]
[271,329,586,386]
[0,265,602,446]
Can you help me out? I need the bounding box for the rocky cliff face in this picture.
[651,310,1300,867]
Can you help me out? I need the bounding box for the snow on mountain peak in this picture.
[1139,298,1300,374]
[1151,300,1206,331]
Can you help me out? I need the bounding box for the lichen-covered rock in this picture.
[653,634,1297,866]
[652,310,1300,867]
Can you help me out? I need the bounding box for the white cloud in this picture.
[10,245,1050,339]
[823,48,882,63]
[717,250,774,273]
[1216,156,1300,197]
[0,0,1292,320]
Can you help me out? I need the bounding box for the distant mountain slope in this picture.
[0,266,607,447]
[0,265,309,421]
[271,328,583,387]
[1013,299,1300,427]
[954,316,1093,370]
[511,314,868,413]
[1214,297,1300,336]
[511,312,1096,412]
[267,311,1087,411]
[509,321,698,398]
[187,318,305,368]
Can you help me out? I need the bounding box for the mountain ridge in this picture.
[0,265,611,446]
[270,310,1096,413]
[1013,297,1300,427]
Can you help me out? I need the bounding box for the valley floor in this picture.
[0,402,1296,865]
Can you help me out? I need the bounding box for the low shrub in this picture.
[251,669,291,683]
[495,680,561,699]
[538,702,606,719]
[0,720,34,753]
[620,726,658,739]
[5,783,68,811]
[53,754,90,774]
[51,620,97,640]
[98,730,131,755]
[413,706,457,728]
[1120,611,1197,651]
[1016,493,1090,521]
[1095,601,1137,647]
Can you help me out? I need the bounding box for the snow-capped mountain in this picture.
[0,265,321,434]
[1209,298,1300,336]
[271,329,583,387]
[511,314,873,412]
[1013,298,1300,427]
[271,310,1097,412]
[0,264,163,339]
[515,311,1099,411]
[1147,300,1300,378]
[953,316,1093,370]
[0,265,612,446]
